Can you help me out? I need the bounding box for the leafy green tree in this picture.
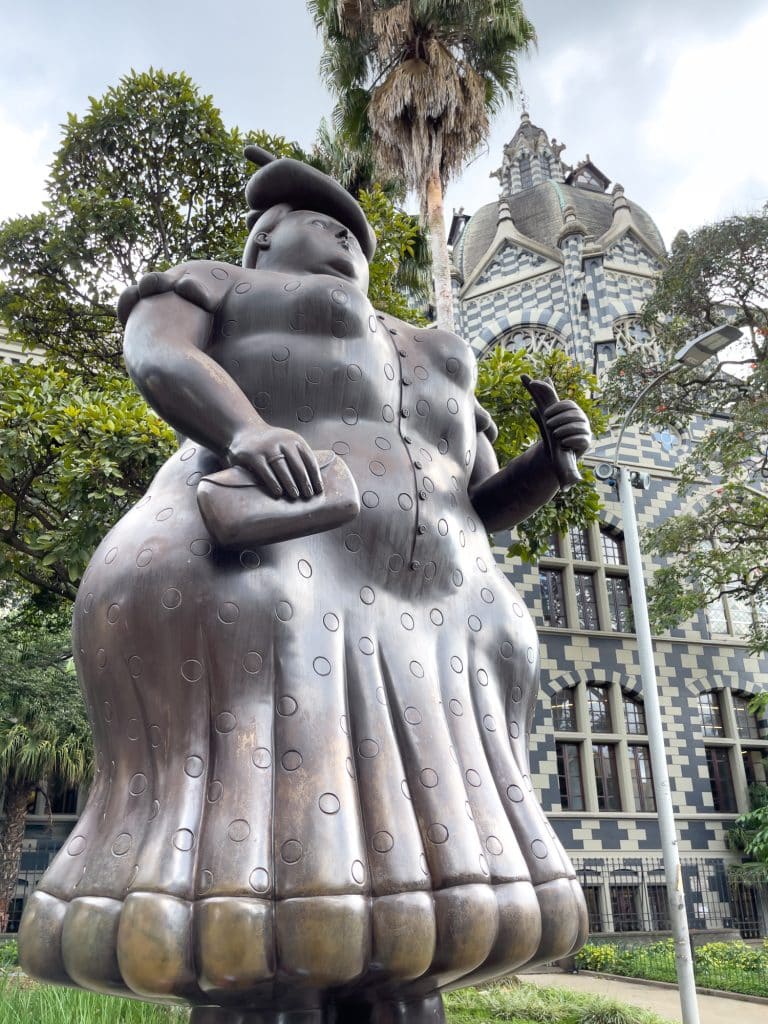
[727,779,768,878]
[308,0,536,331]
[0,72,429,607]
[0,600,92,931]
[0,362,174,602]
[357,184,428,322]
[602,210,768,653]
[476,346,605,560]
[0,68,253,373]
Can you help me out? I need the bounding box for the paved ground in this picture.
[526,971,767,1024]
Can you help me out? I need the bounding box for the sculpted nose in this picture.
[336,227,349,240]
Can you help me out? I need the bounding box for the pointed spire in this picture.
[610,182,632,229]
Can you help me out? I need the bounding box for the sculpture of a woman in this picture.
[20,150,590,1024]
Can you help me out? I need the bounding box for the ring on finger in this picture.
[267,454,287,464]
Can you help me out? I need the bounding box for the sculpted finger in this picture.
[117,285,140,326]
[269,455,300,500]
[297,444,324,496]
[283,445,314,499]
[253,457,285,499]
[544,400,577,416]
[552,430,592,454]
[174,275,216,312]
[545,409,587,430]
[551,422,591,442]
[137,271,175,299]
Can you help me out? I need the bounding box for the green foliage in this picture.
[0,69,253,372]
[577,937,768,998]
[0,939,18,968]
[0,360,174,601]
[602,209,768,652]
[445,981,672,1024]
[0,71,429,606]
[0,599,91,789]
[476,346,606,561]
[358,184,428,323]
[729,782,768,864]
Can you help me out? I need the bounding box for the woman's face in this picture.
[254,210,370,290]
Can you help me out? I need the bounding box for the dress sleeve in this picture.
[117,262,234,326]
[473,397,499,444]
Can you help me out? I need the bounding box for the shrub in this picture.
[0,939,18,968]
[576,937,768,998]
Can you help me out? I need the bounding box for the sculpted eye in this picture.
[311,219,328,229]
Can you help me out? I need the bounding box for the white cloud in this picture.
[641,11,768,238]
[0,110,49,222]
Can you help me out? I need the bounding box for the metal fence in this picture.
[5,852,768,944]
[573,856,768,939]
[4,863,47,934]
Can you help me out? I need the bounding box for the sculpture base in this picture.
[190,994,445,1024]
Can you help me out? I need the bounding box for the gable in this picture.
[474,243,548,286]
[606,232,662,272]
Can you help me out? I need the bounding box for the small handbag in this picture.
[197,450,360,549]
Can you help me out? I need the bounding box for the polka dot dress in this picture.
[22,266,586,1005]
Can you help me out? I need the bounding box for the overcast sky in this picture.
[2,1,767,249]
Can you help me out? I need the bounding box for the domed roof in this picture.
[454,179,666,282]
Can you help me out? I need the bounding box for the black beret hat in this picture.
[244,145,377,261]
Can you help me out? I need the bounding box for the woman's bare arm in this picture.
[468,435,560,532]
[468,394,592,532]
[123,290,321,498]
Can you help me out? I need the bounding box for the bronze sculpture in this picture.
[19,148,590,1023]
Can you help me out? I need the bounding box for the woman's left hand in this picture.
[541,399,592,456]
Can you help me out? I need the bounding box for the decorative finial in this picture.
[558,204,587,244]
[611,183,630,215]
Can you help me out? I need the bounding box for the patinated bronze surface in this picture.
[19,151,590,1023]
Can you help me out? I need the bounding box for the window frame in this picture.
[551,680,655,816]
[699,687,768,814]
[537,521,632,634]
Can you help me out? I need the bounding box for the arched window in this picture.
[519,154,533,189]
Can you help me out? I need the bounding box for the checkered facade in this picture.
[453,154,768,888]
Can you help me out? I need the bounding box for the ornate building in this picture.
[450,114,768,937]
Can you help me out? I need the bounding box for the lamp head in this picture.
[674,324,742,367]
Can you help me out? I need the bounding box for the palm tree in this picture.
[0,607,92,931]
[308,0,536,331]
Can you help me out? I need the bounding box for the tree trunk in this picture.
[425,171,455,334]
[0,778,29,933]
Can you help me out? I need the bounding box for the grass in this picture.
[445,981,674,1024]
[0,974,675,1024]
[0,974,185,1023]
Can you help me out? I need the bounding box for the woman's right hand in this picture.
[227,425,324,500]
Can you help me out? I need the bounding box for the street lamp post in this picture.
[607,324,741,1024]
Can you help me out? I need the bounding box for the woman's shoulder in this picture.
[118,260,251,325]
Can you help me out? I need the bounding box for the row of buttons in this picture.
[378,313,434,571]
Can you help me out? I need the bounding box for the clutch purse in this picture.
[197,450,360,549]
